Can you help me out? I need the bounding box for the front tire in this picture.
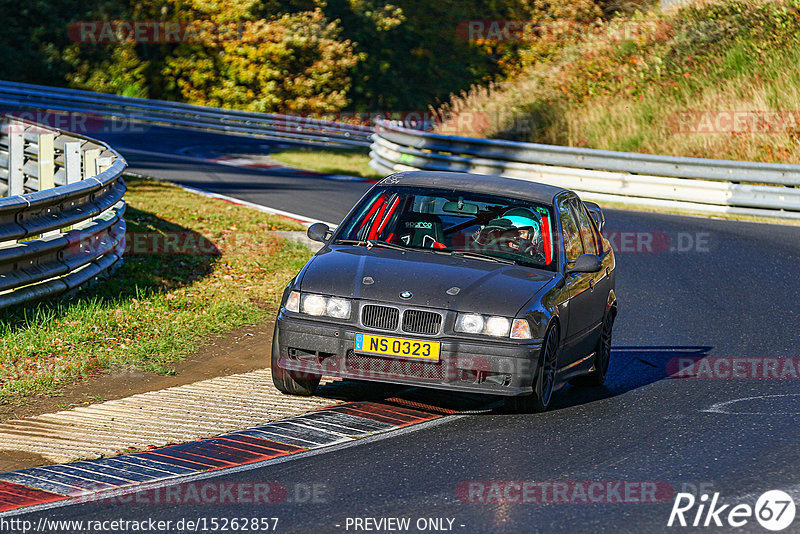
[504,324,559,413]
[570,310,614,387]
[270,325,321,396]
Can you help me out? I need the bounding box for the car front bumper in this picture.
[274,313,542,396]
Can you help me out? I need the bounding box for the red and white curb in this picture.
[0,397,471,515]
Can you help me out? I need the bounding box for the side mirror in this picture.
[307,222,331,243]
[567,254,602,274]
[584,202,604,232]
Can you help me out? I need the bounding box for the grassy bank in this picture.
[0,177,311,404]
[270,147,382,181]
[437,0,800,164]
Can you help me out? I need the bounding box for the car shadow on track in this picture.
[548,345,713,411]
[309,346,714,415]
[315,379,502,413]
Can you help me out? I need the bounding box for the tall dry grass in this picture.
[433,0,800,163]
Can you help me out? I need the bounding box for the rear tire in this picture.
[570,310,614,387]
[504,324,559,414]
[270,325,321,396]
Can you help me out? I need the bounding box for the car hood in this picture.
[297,245,555,316]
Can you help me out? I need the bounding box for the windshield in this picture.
[335,186,557,271]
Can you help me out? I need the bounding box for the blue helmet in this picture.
[501,208,540,233]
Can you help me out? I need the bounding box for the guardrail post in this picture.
[64,142,82,184]
[7,122,24,196]
[37,133,55,191]
[83,148,100,179]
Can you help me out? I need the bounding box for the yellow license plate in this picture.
[355,333,440,360]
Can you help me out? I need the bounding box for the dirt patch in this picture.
[0,323,275,423]
[0,450,54,472]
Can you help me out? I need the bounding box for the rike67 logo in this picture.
[668,490,796,531]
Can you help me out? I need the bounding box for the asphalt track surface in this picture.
[12,126,800,533]
[100,126,372,225]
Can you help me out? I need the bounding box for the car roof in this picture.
[376,171,569,205]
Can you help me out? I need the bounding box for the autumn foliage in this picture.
[0,0,614,114]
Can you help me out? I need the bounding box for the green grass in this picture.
[270,147,383,180]
[0,176,312,403]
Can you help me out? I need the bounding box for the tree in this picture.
[160,9,359,112]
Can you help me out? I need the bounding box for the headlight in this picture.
[326,297,351,319]
[455,313,484,334]
[302,294,327,316]
[292,293,352,319]
[285,291,300,313]
[455,313,511,337]
[485,316,511,337]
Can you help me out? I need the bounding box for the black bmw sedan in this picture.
[272,171,616,412]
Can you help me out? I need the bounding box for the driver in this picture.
[474,208,543,259]
[498,208,542,254]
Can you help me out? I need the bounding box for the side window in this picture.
[570,199,599,255]
[558,199,583,261]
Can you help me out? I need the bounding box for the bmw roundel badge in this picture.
[400,291,413,299]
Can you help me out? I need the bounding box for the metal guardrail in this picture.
[0,81,372,149]
[5,80,798,219]
[370,120,800,219]
[0,118,126,310]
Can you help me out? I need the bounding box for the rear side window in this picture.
[558,200,583,261]
[569,199,599,255]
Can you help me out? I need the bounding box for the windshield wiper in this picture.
[365,240,412,252]
[334,239,430,253]
[449,250,516,265]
